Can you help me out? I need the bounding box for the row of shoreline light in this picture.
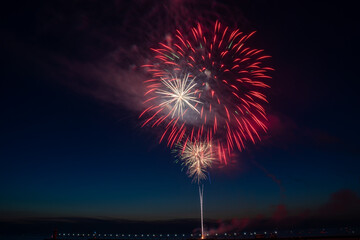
[58,231,277,237]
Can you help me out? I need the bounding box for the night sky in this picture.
[1,0,360,235]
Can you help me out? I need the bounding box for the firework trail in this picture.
[141,21,273,163]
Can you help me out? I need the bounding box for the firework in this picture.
[142,21,273,162]
[175,140,217,238]
[141,21,272,238]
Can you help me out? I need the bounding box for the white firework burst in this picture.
[156,73,201,118]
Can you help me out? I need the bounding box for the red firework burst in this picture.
[141,21,273,163]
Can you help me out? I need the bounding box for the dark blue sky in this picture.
[1,0,359,232]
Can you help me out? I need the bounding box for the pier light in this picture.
[191,234,193,236]
[215,233,218,236]
[264,232,267,234]
[160,234,162,237]
[167,234,170,237]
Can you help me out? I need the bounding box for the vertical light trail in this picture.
[199,184,204,238]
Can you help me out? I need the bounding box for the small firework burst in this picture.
[176,140,216,183]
